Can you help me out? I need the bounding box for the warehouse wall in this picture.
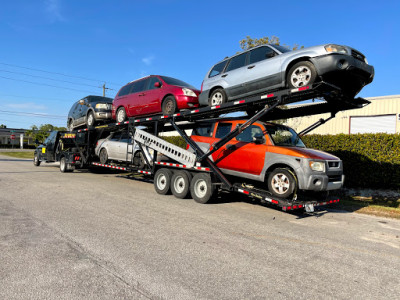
[286,95,400,134]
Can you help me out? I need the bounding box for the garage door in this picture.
[350,114,397,134]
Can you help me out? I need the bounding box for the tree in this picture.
[239,35,303,51]
[0,124,6,128]
[25,124,67,144]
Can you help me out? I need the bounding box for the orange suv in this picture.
[190,118,344,199]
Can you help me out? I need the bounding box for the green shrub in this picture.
[302,133,400,189]
[161,133,400,190]
[161,136,187,149]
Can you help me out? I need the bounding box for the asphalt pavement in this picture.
[1,155,399,299]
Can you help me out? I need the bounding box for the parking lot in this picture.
[1,155,400,299]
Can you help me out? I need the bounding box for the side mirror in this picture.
[266,52,276,58]
[154,82,161,88]
[253,135,265,144]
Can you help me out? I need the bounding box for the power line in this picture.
[0,109,66,119]
[0,75,100,94]
[0,62,123,86]
[0,93,75,102]
[0,69,101,88]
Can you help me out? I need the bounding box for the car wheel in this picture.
[133,151,146,169]
[287,61,317,89]
[116,107,127,123]
[99,148,108,164]
[154,168,173,195]
[87,111,95,127]
[171,170,192,199]
[161,96,178,115]
[190,173,215,204]
[209,88,227,106]
[33,153,40,166]
[267,168,296,199]
[68,120,74,132]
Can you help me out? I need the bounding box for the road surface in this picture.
[1,155,399,299]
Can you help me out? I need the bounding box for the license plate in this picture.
[305,203,314,212]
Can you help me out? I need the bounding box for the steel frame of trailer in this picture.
[71,82,369,212]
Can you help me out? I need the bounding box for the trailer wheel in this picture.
[190,173,215,204]
[60,157,73,173]
[267,168,296,199]
[171,170,192,199]
[99,148,108,164]
[33,153,40,166]
[154,168,173,195]
[287,61,317,89]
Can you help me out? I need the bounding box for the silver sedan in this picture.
[95,131,153,168]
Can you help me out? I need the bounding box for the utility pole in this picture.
[102,83,112,97]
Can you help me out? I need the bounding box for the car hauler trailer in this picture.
[40,82,370,213]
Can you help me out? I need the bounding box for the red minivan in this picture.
[112,75,200,122]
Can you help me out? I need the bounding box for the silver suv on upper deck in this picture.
[199,44,374,106]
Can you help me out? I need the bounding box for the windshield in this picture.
[88,96,113,103]
[160,76,197,90]
[266,125,305,147]
[270,45,291,53]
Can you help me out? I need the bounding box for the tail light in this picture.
[186,144,190,150]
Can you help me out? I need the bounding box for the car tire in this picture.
[87,111,95,127]
[267,168,296,199]
[154,168,173,195]
[171,170,192,199]
[287,61,317,89]
[99,148,108,164]
[68,120,74,132]
[209,88,227,106]
[190,173,215,204]
[116,107,127,123]
[33,153,40,166]
[162,96,178,115]
[133,150,147,169]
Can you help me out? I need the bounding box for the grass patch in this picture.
[338,195,400,219]
[0,151,34,159]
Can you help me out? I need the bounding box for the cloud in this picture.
[6,103,48,110]
[142,55,155,66]
[44,0,65,22]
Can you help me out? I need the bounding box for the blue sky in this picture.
[0,0,399,129]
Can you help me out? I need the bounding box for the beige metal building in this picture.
[286,95,400,135]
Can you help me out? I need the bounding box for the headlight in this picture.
[182,88,197,97]
[95,103,108,109]
[324,44,348,54]
[309,161,325,172]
